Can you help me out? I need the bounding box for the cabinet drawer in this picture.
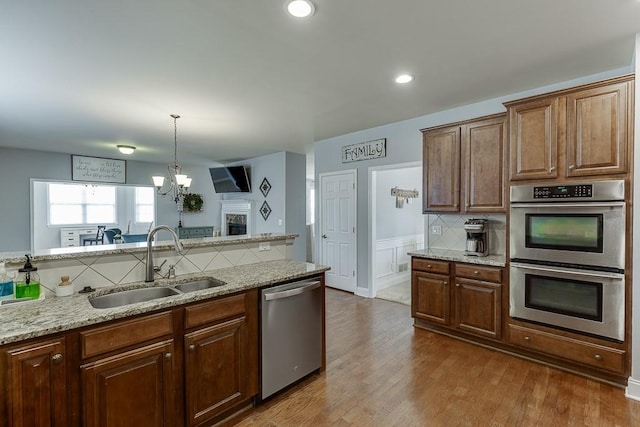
[508,324,625,374]
[455,264,502,283]
[185,293,246,329]
[81,312,174,359]
[412,258,450,275]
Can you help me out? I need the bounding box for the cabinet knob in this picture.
[455,283,460,287]
[569,165,575,170]
[594,354,603,361]
[473,270,479,275]
[51,353,63,362]
[549,166,555,172]
[443,281,448,285]
[189,344,195,352]
[165,352,172,360]
[524,336,531,342]
[427,265,432,268]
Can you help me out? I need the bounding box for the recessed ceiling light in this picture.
[286,0,315,18]
[395,74,414,84]
[117,144,136,155]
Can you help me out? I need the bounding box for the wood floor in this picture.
[236,288,640,426]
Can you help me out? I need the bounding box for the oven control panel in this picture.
[533,184,593,199]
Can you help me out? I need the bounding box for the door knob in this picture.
[322,234,328,239]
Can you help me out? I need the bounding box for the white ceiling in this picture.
[2,0,640,167]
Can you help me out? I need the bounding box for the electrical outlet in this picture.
[431,225,442,235]
[259,242,271,251]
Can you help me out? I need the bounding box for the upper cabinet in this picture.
[505,74,633,182]
[422,113,506,213]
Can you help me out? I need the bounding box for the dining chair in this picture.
[83,226,106,246]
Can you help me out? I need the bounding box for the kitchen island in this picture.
[0,234,329,427]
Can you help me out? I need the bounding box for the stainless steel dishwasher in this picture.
[260,279,322,399]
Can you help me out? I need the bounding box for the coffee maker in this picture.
[464,219,489,257]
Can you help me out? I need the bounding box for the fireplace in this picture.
[220,200,252,236]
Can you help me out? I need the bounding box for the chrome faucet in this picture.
[145,225,183,282]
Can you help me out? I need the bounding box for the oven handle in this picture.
[510,202,625,209]
[510,262,625,280]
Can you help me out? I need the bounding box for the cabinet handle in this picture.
[189,344,195,352]
[549,166,555,172]
[524,336,531,342]
[51,353,63,362]
[594,354,603,361]
[165,352,172,360]
[569,165,575,170]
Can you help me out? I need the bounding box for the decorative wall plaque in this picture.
[260,201,272,220]
[72,155,126,183]
[259,177,272,197]
[341,138,386,163]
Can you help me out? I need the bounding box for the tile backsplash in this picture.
[6,240,293,296]
[426,214,506,255]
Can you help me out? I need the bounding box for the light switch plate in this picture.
[431,225,442,235]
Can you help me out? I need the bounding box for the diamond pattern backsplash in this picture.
[14,240,292,295]
[426,214,506,255]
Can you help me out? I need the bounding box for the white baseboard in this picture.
[355,287,372,298]
[626,377,640,400]
[376,272,410,291]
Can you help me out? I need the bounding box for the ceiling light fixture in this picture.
[117,144,136,155]
[286,0,315,18]
[152,114,192,208]
[395,74,414,84]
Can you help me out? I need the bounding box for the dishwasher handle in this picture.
[263,281,321,301]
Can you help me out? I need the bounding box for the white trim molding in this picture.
[626,377,640,401]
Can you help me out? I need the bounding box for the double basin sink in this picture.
[89,278,226,309]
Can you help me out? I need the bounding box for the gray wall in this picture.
[375,167,423,240]
[314,65,632,294]
[227,151,307,262]
[0,146,222,251]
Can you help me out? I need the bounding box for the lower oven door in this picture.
[510,262,625,341]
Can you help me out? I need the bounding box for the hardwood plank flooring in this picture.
[236,288,640,426]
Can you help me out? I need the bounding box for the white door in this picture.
[320,171,356,293]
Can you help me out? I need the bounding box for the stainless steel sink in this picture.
[89,287,180,309]
[174,278,226,293]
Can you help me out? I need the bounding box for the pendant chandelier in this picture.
[152,114,192,206]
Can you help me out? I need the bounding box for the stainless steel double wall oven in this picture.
[509,180,626,341]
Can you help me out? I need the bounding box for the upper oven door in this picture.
[510,201,625,270]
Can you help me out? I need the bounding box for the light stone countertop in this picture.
[0,259,329,345]
[408,248,506,267]
[0,233,297,265]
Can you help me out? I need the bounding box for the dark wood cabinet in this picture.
[2,338,67,427]
[566,81,630,177]
[422,125,460,212]
[412,270,450,325]
[412,258,503,341]
[453,278,501,340]
[183,291,257,427]
[81,340,177,427]
[422,113,506,213]
[506,74,633,182]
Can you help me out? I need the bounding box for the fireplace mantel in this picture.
[220,200,252,236]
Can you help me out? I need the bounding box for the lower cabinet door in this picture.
[4,338,67,427]
[184,317,248,427]
[411,272,450,325]
[81,340,176,427]
[454,279,501,339]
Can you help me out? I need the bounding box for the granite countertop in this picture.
[408,249,506,267]
[0,233,298,265]
[0,259,329,345]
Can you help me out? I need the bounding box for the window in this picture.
[135,187,155,223]
[48,183,116,225]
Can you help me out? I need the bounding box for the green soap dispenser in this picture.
[15,255,40,299]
